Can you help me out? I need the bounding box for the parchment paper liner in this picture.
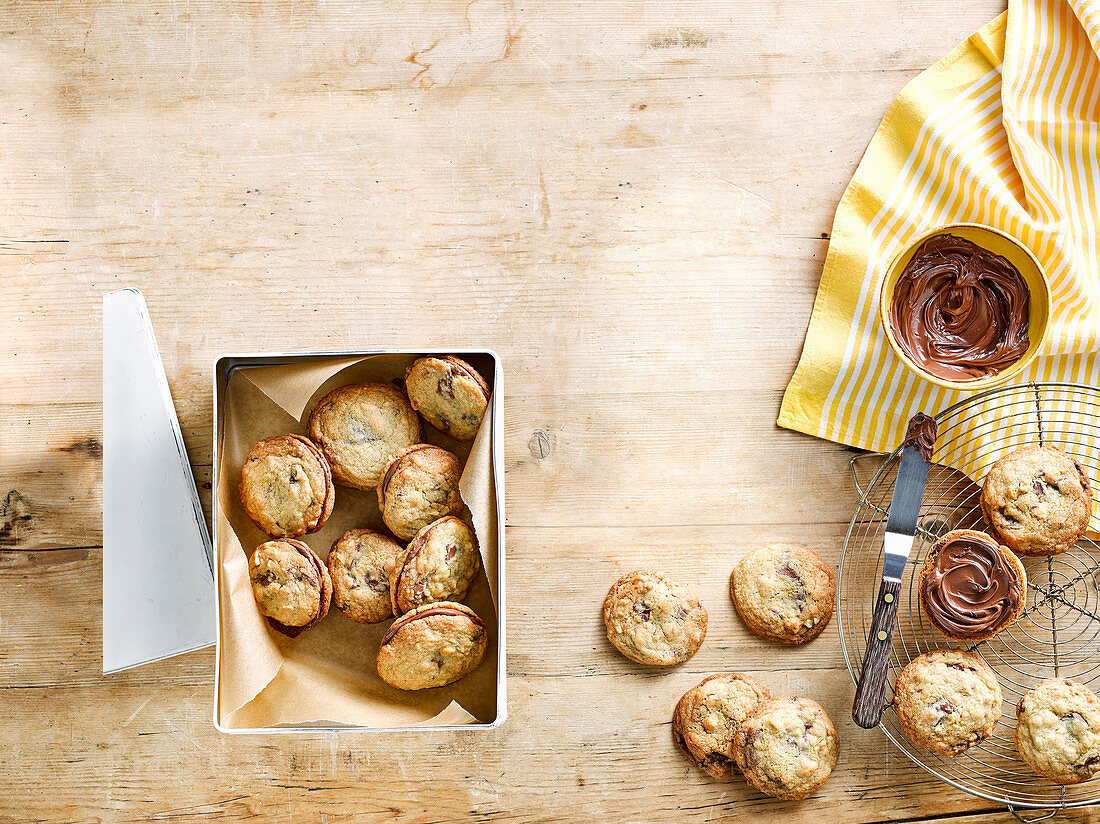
[215,354,498,729]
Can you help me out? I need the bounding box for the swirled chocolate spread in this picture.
[920,531,1022,638]
[903,413,938,462]
[889,234,1030,381]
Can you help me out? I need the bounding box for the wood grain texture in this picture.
[0,0,1054,821]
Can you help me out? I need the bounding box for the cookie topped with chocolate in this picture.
[918,529,1026,642]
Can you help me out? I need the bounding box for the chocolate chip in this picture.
[777,562,800,581]
[932,700,956,716]
[1076,755,1100,777]
[1063,711,1086,725]
[366,577,388,593]
[633,602,651,621]
[702,753,732,771]
[946,662,975,672]
[289,469,299,483]
[1033,478,1046,497]
[437,371,456,399]
[446,544,458,560]
[675,606,689,619]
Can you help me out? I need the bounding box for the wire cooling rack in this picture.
[838,382,1100,819]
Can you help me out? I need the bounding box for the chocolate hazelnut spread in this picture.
[902,413,938,462]
[889,234,1030,382]
[920,531,1022,638]
[381,605,480,646]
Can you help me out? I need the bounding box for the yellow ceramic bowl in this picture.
[878,223,1051,391]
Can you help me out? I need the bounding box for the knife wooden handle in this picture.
[852,577,902,729]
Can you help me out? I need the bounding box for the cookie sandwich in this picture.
[327,529,403,624]
[376,601,487,690]
[239,434,335,538]
[405,355,490,442]
[390,516,481,615]
[378,444,464,541]
[249,539,332,637]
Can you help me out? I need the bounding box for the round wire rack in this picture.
[838,382,1100,818]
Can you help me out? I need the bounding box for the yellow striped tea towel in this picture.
[779,0,1100,471]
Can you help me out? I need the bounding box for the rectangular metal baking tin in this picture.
[212,350,506,733]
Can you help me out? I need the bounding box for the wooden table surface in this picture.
[4,0,1098,821]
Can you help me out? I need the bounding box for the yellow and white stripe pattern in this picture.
[779,1,1100,456]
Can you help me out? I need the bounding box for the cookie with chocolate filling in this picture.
[603,570,708,666]
[248,539,332,637]
[390,516,481,615]
[327,529,402,624]
[376,601,488,690]
[307,382,421,490]
[730,545,836,645]
[239,434,335,538]
[981,445,1092,556]
[404,356,490,442]
[672,673,770,778]
[733,696,839,800]
[918,529,1026,642]
[378,445,464,541]
[893,648,1001,758]
[1016,678,1100,784]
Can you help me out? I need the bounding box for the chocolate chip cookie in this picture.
[249,539,332,637]
[918,529,1026,642]
[307,382,421,490]
[239,434,335,538]
[1016,678,1100,784]
[378,445,464,541]
[673,673,770,778]
[376,601,488,690]
[730,545,836,645]
[733,696,839,800]
[981,445,1092,556]
[603,570,708,666]
[390,516,481,615]
[405,356,490,442]
[893,648,1001,757]
[327,529,402,624]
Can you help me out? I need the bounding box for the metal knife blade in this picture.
[852,412,937,728]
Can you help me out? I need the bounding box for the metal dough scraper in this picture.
[102,288,216,673]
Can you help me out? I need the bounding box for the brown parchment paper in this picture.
[215,354,499,729]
